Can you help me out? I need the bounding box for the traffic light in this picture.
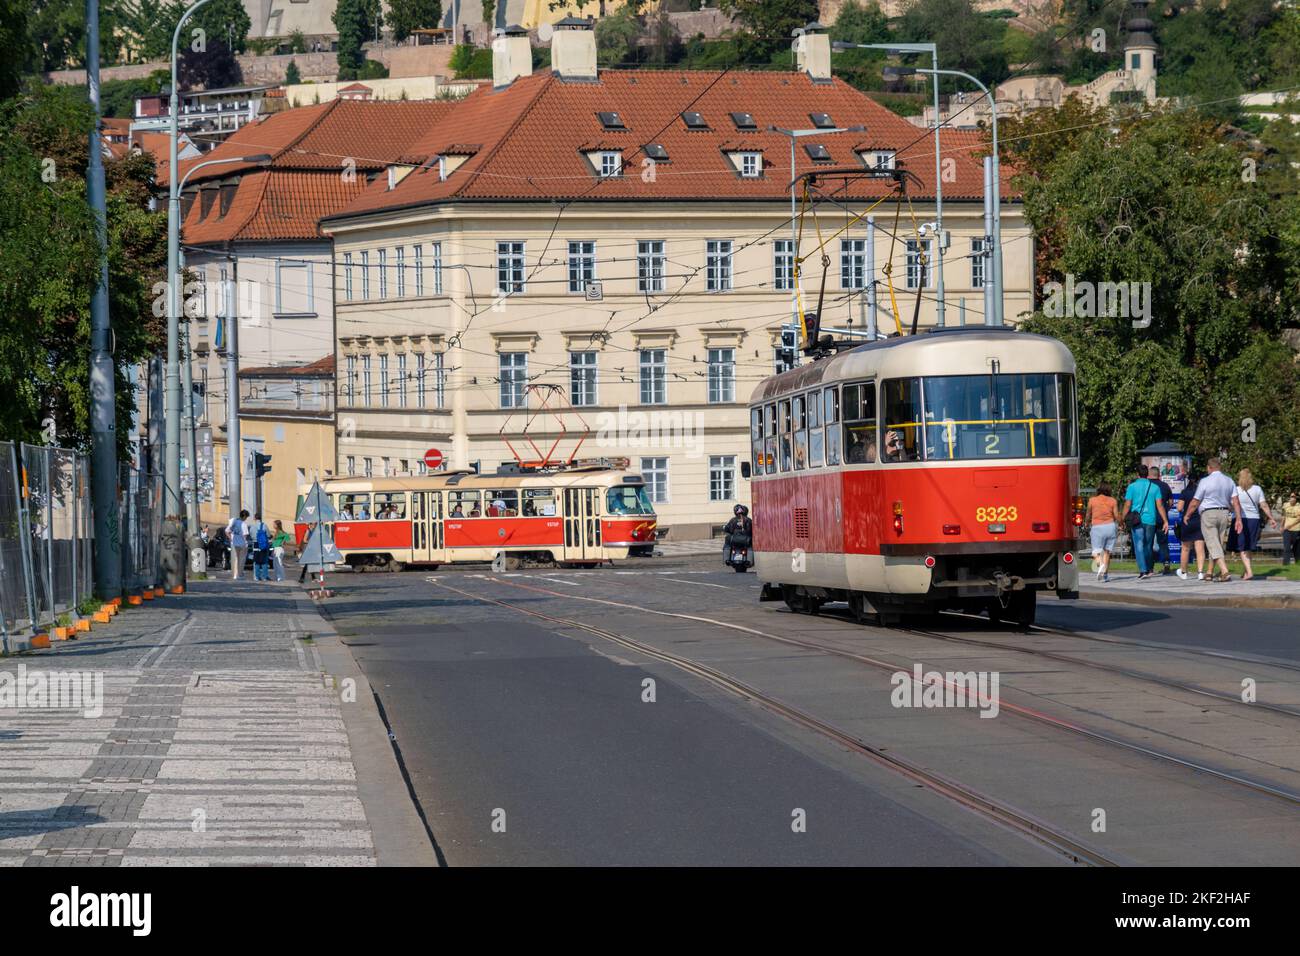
[254,452,272,478]
[778,327,798,371]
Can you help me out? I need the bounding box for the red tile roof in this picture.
[329,69,1016,223]
[176,99,458,244]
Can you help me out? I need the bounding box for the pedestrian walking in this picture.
[1231,469,1278,581]
[1120,464,1166,579]
[1086,482,1119,583]
[250,513,272,581]
[271,520,292,582]
[1282,491,1300,565]
[1183,457,1243,582]
[1147,466,1175,574]
[1175,472,1207,580]
[226,510,250,580]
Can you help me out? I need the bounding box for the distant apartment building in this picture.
[133,84,278,152]
[165,97,455,524]
[320,21,1031,538]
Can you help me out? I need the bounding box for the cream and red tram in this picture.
[747,328,1081,626]
[294,461,657,570]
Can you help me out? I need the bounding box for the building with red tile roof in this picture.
[317,22,1033,537]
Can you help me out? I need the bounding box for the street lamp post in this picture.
[886,65,1003,325]
[770,125,864,355]
[833,41,945,328]
[165,0,215,591]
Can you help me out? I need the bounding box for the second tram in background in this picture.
[295,460,657,571]
[747,327,1081,627]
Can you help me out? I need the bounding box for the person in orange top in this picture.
[1087,482,1119,582]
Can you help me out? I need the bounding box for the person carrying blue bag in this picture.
[251,513,272,581]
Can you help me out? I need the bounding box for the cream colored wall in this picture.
[283,77,479,107]
[326,199,1031,536]
[203,418,335,530]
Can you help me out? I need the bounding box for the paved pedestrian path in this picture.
[654,538,723,557]
[0,579,422,867]
[1078,567,1300,608]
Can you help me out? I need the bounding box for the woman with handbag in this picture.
[271,520,293,582]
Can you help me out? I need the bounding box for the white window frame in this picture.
[396,246,406,297]
[971,237,987,289]
[414,244,424,296]
[840,238,867,290]
[378,248,388,299]
[416,353,426,406]
[709,455,736,501]
[598,151,622,178]
[706,239,733,292]
[637,240,665,293]
[345,354,356,406]
[773,239,794,291]
[432,241,443,294]
[640,456,669,504]
[362,354,372,405]
[346,455,356,476]
[499,352,528,408]
[360,250,371,299]
[707,348,735,404]
[497,240,525,295]
[639,348,667,405]
[739,152,761,178]
[343,252,353,301]
[568,241,596,294]
[274,259,313,315]
[378,354,389,408]
[363,457,373,477]
[906,238,933,290]
[434,351,445,408]
[570,350,598,406]
[396,353,407,407]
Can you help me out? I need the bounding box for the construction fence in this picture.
[0,441,161,652]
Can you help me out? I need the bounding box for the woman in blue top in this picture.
[1121,464,1168,579]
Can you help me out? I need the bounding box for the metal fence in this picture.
[0,442,163,652]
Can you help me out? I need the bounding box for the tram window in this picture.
[523,489,557,516]
[792,395,808,470]
[777,399,793,472]
[764,403,778,475]
[484,489,519,516]
[824,387,841,465]
[807,390,824,467]
[373,492,407,519]
[750,408,764,475]
[448,490,481,517]
[339,493,371,520]
[843,381,879,464]
[920,373,1070,460]
[607,485,654,515]
[881,379,922,462]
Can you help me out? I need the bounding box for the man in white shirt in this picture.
[225,510,250,580]
[1184,458,1243,581]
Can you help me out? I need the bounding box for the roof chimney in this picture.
[492,24,533,89]
[551,17,597,82]
[795,23,832,83]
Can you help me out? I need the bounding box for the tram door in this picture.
[410,491,444,563]
[563,488,602,559]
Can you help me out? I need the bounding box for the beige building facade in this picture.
[321,23,1032,538]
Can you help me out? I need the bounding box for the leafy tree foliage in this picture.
[387,0,441,43]
[0,83,163,452]
[596,8,641,67]
[716,0,820,59]
[334,0,382,78]
[896,0,1010,88]
[284,60,301,84]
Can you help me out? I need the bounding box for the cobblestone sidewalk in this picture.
[0,580,376,866]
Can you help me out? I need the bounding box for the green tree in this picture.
[334,0,381,78]
[596,7,640,67]
[831,0,888,46]
[284,59,301,84]
[288,28,307,54]
[896,0,1010,88]
[0,0,29,99]
[387,0,441,43]
[0,83,164,453]
[1012,105,1300,489]
[716,0,819,59]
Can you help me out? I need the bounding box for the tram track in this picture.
[424,575,1117,867]
[448,573,1300,811]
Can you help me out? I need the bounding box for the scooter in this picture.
[725,542,752,573]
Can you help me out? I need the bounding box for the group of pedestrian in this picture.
[1088,457,1285,583]
[223,510,293,582]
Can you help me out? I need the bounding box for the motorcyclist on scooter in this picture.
[723,504,753,569]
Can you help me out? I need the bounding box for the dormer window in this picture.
[739,152,761,178]
[598,111,626,130]
[863,150,896,170]
[730,112,757,130]
[803,143,832,162]
[598,151,622,178]
[682,111,708,130]
[810,112,835,128]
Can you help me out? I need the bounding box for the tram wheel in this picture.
[781,585,801,612]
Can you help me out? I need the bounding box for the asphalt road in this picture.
[316,555,1299,866]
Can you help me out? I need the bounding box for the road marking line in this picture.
[662,577,729,589]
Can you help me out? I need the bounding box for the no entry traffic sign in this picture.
[423,448,444,470]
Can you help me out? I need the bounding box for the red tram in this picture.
[747,328,1081,626]
[294,461,657,571]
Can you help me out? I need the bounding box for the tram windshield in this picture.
[882,373,1077,461]
[607,485,655,515]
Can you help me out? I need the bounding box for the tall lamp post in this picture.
[770,125,864,354]
[833,41,945,328]
[165,0,215,590]
[172,154,273,550]
[886,65,1003,325]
